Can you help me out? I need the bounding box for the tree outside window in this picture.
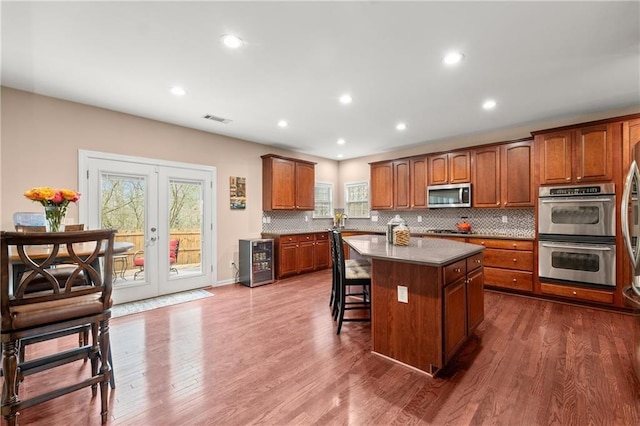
[345,182,370,218]
[314,182,333,218]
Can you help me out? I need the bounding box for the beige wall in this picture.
[0,87,338,284]
[336,106,640,207]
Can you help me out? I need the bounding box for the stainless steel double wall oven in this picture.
[538,183,616,287]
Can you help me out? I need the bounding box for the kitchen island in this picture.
[344,234,485,376]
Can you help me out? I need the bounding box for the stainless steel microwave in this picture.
[427,183,471,208]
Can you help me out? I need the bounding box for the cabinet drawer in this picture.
[540,282,614,304]
[468,238,533,251]
[280,235,299,243]
[299,234,315,242]
[315,233,329,241]
[466,253,483,272]
[444,259,466,285]
[484,267,533,292]
[484,249,533,271]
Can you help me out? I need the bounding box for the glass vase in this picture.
[45,205,66,232]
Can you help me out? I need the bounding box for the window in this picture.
[345,181,370,218]
[314,182,333,218]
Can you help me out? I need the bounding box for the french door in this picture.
[79,150,216,304]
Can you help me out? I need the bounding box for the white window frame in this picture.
[344,181,370,218]
[313,181,334,219]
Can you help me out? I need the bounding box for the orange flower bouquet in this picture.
[24,187,81,232]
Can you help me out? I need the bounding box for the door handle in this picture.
[622,160,640,269]
[540,198,614,203]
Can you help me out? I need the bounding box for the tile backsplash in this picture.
[262,208,535,238]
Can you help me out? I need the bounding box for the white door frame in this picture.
[78,150,216,303]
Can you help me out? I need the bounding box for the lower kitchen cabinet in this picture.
[443,253,484,364]
[268,232,331,279]
[467,238,533,292]
[540,282,614,305]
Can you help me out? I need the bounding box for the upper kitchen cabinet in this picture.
[262,154,316,211]
[471,140,534,208]
[501,140,534,207]
[370,156,427,210]
[428,151,470,185]
[471,146,500,207]
[536,124,617,185]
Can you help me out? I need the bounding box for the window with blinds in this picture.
[313,182,333,218]
[345,182,370,218]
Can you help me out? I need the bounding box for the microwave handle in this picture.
[541,242,613,251]
[459,187,463,202]
[540,197,614,203]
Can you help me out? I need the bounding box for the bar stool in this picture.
[332,230,371,334]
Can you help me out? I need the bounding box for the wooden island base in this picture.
[345,235,485,375]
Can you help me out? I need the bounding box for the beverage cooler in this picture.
[239,238,274,287]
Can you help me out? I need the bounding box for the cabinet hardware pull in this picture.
[512,279,517,282]
[481,241,485,245]
[454,268,461,273]
[566,177,571,181]
[512,244,517,247]
[496,202,500,206]
[572,291,577,295]
[513,258,517,262]
[475,259,481,263]
[576,176,582,180]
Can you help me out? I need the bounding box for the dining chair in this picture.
[0,229,115,425]
[14,225,46,232]
[64,224,85,231]
[332,230,371,334]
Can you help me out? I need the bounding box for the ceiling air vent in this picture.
[202,114,232,124]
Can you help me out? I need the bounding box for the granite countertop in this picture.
[344,234,484,267]
[261,229,534,241]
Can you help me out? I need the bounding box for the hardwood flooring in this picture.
[7,269,640,425]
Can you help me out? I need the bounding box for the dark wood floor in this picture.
[8,269,640,425]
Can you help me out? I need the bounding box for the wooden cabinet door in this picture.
[298,240,315,273]
[314,239,330,270]
[538,131,573,185]
[393,159,411,209]
[449,151,471,183]
[370,162,394,210]
[295,162,316,210]
[410,156,428,208]
[467,268,484,333]
[444,276,467,362]
[502,140,534,207]
[428,154,449,185]
[269,157,296,209]
[574,124,614,183]
[279,243,298,277]
[472,146,500,207]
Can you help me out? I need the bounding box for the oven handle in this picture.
[540,197,614,204]
[540,242,613,251]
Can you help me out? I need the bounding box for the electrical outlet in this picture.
[229,261,235,268]
[371,216,379,222]
[397,285,408,303]
[502,215,508,223]
[417,215,422,222]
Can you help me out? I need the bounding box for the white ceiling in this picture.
[2,1,639,160]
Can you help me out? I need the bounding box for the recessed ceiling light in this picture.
[396,123,407,131]
[337,154,344,159]
[221,34,244,49]
[170,86,186,96]
[443,51,464,65]
[339,94,352,104]
[278,120,288,128]
[337,138,346,145]
[483,99,497,110]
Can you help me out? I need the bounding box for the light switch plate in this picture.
[397,285,408,303]
[417,215,422,222]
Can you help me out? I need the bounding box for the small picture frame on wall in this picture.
[230,176,246,209]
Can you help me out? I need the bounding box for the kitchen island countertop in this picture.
[344,234,484,266]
